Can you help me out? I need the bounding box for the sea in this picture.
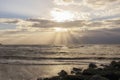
[0,44,120,80]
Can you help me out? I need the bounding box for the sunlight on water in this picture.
[0,44,120,80]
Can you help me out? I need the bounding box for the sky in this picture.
[0,0,120,45]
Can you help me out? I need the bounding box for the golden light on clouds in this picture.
[54,0,74,5]
[54,27,68,32]
[51,9,74,22]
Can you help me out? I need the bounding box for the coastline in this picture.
[37,61,120,80]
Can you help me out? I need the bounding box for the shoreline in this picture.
[37,61,120,80]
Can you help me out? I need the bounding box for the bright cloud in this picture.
[0,18,120,32]
[54,0,74,5]
[0,18,120,44]
[0,0,120,44]
[51,8,75,22]
[86,0,120,8]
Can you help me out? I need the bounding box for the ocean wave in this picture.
[0,56,120,60]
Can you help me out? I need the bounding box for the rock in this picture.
[89,63,97,69]
[37,78,43,80]
[43,78,49,80]
[82,68,99,75]
[71,67,82,75]
[58,70,68,77]
[37,61,120,80]
[90,75,109,80]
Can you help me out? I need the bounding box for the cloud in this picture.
[0,18,40,32]
[27,19,88,28]
[0,18,120,32]
[63,0,73,2]
[0,18,120,44]
[54,0,74,5]
[26,18,120,31]
[52,0,120,21]
[54,0,120,9]
[0,0,120,44]
[0,18,20,24]
[79,30,120,44]
[85,0,120,9]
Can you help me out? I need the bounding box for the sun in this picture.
[54,27,68,32]
[51,9,74,22]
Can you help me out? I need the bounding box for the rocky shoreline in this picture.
[37,61,120,80]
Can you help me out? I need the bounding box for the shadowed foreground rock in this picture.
[90,75,109,80]
[37,61,120,80]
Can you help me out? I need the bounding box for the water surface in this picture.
[0,44,120,80]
